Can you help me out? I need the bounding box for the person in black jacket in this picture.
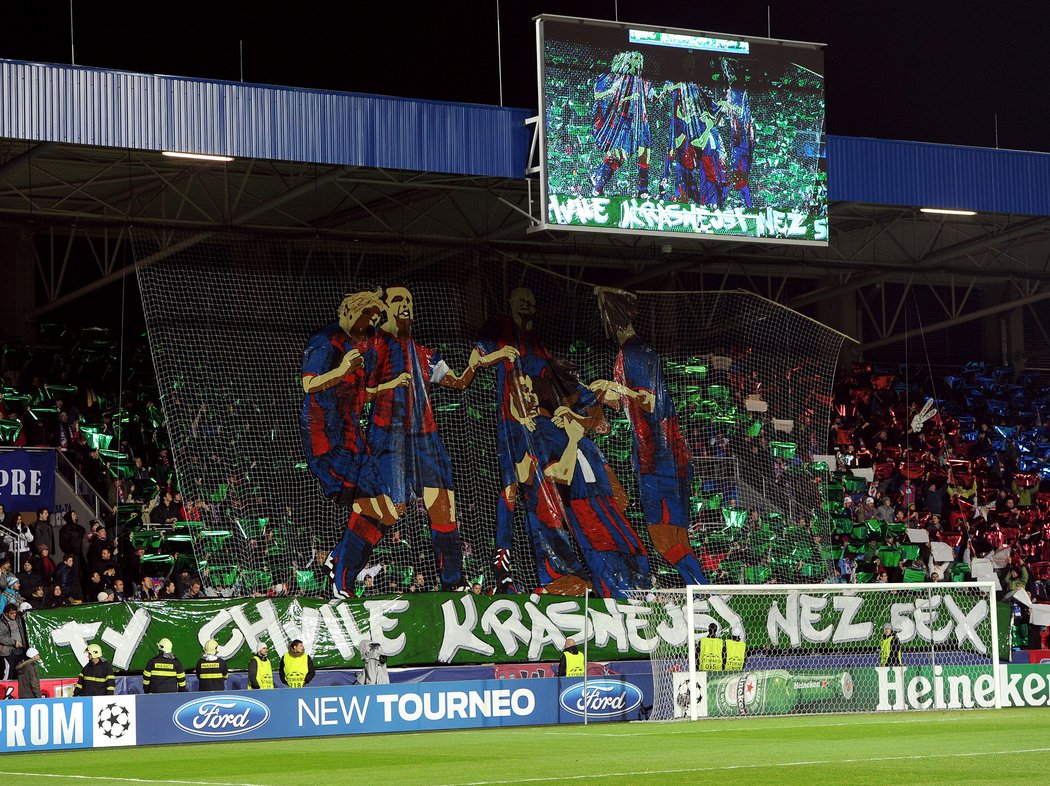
[73,644,115,696]
[142,638,187,693]
[194,639,229,691]
[59,511,86,566]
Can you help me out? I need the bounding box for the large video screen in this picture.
[537,16,826,244]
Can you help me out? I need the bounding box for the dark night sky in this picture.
[2,1,1049,153]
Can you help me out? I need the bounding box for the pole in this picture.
[495,0,504,107]
[69,1,76,65]
[686,585,698,721]
[583,587,590,725]
[988,580,1002,709]
[927,585,938,708]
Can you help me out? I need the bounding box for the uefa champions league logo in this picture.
[96,703,131,739]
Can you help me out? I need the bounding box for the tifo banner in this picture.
[0,449,55,510]
[27,589,998,678]
[0,677,648,753]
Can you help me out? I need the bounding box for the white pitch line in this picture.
[498,713,971,737]
[0,773,266,786]
[434,746,1050,786]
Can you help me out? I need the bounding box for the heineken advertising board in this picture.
[25,590,1002,678]
[674,665,1019,717]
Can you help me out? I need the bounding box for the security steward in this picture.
[142,638,187,693]
[880,623,903,667]
[279,639,316,688]
[724,631,746,671]
[73,643,115,696]
[195,638,229,691]
[698,623,725,671]
[556,637,585,677]
[247,643,274,690]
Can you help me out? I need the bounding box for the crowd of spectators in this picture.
[813,361,1050,645]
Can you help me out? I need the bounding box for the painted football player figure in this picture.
[590,287,707,585]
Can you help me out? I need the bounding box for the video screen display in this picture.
[537,16,827,244]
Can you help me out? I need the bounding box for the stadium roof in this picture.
[2,59,1050,362]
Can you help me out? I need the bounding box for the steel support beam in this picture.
[859,288,1050,352]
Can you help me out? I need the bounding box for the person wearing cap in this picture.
[73,643,115,696]
[142,638,187,694]
[279,639,315,688]
[195,639,229,692]
[16,647,42,698]
[880,623,903,667]
[247,644,274,690]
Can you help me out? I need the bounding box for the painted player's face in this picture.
[386,287,414,323]
[513,374,539,418]
[353,306,381,333]
[509,288,536,331]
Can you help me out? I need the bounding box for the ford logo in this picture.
[558,679,643,718]
[172,696,271,737]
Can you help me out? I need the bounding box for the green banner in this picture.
[25,588,1002,678]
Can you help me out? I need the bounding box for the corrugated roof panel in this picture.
[0,59,530,178]
[827,135,1050,216]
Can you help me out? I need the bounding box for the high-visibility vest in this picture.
[880,636,901,667]
[563,650,586,677]
[250,656,274,689]
[724,638,746,671]
[699,637,724,671]
[282,653,310,688]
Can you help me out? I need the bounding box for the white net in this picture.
[133,233,846,598]
[626,582,1001,720]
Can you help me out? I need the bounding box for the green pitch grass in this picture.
[4,708,1050,785]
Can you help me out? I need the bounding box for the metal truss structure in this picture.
[1,137,1049,368]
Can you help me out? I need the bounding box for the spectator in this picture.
[4,514,34,568]
[16,557,41,596]
[158,579,179,599]
[58,511,86,564]
[136,577,159,601]
[55,554,79,599]
[29,508,55,558]
[111,578,129,602]
[15,648,42,699]
[183,579,206,600]
[86,524,112,566]
[32,544,57,586]
[25,585,45,610]
[45,584,69,609]
[0,603,25,679]
[83,570,107,601]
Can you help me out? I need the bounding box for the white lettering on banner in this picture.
[799,594,832,643]
[524,595,566,661]
[228,601,287,657]
[768,592,801,648]
[101,608,151,670]
[544,600,586,644]
[50,621,103,667]
[480,598,531,658]
[198,609,245,660]
[439,597,494,662]
[877,666,998,711]
[588,601,628,653]
[365,599,409,654]
[0,702,84,749]
[548,196,611,226]
[298,695,370,727]
[11,470,25,496]
[281,602,322,654]
[766,593,988,652]
[317,603,365,660]
[832,595,873,643]
[367,689,535,725]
